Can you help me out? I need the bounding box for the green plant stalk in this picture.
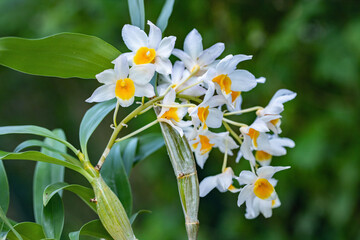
[156,108,199,240]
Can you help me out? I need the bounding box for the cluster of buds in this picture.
[87,20,296,219]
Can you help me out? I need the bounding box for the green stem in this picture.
[223,118,247,128]
[223,121,243,145]
[115,119,159,143]
[223,106,263,116]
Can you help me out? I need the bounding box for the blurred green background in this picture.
[1,0,360,239]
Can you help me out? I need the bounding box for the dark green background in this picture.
[1,0,359,239]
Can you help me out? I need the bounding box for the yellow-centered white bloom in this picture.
[172,29,225,75]
[237,166,290,218]
[121,20,176,75]
[254,135,295,166]
[199,167,239,197]
[86,55,155,107]
[203,54,265,111]
[189,128,238,168]
[256,89,296,134]
[157,89,191,136]
[157,61,206,96]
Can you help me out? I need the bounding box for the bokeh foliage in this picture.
[0,0,359,239]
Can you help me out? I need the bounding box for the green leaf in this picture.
[42,194,64,240]
[156,0,175,32]
[14,139,81,167]
[0,33,120,79]
[6,222,45,240]
[0,125,77,154]
[0,151,89,180]
[33,129,66,225]
[0,206,22,240]
[101,142,132,217]
[130,210,151,225]
[134,133,164,164]
[122,138,138,176]
[43,182,96,213]
[0,161,9,215]
[127,0,145,30]
[79,99,116,159]
[68,220,112,240]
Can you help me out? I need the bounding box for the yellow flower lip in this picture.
[247,128,260,148]
[134,46,156,65]
[255,151,272,161]
[253,178,274,199]
[160,107,180,122]
[197,106,209,128]
[212,74,232,95]
[115,78,135,100]
[199,135,214,155]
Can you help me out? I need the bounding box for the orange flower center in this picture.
[115,78,135,100]
[197,106,209,128]
[247,128,260,148]
[253,178,274,200]
[212,74,232,95]
[160,108,180,122]
[255,151,272,161]
[199,135,214,155]
[231,91,241,103]
[134,47,156,65]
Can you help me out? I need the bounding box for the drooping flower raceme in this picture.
[87,23,296,220]
[86,55,155,107]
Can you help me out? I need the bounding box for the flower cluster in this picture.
[87,21,296,219]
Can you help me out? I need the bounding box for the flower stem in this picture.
[95,95,165,171]
[223,106,263,116]
[223,121,242,144]
[115,119,159,143]
[174,65,200,91]
[113,100,120,128]
[223,118,247,128]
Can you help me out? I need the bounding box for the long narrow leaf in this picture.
[0,161,9,216]
[134,133,164,164]
[79,99,116,159]
[68,220,112,240]
[0,33,120,79]
[42,194,64,240]
[127,0,145,30]
[156,0,175,32]
[101,142,132,217]
[0,206,22,240]
[33,129,66,225]
[5,222,45,240]
[0,125,77,154]
[43,182,96,213]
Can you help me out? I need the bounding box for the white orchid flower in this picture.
[237,166,290,218]
[199,167,239,197]
[239,116,279,166]
[203,54,265,111]
[256,89,297,134]
[157,61,206,96]
[157,89,191,136]
[189,83,225,129]
[190,129,238,168]
[86,55,155,107]
[255,135,295,166]
[120,20,176,75]
[172,29,225,75]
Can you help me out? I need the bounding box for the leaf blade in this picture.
[68,219,112,240]
[0,33,120,79]
[42,194,64,240]
[156,0,175,32]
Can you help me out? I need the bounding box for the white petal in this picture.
[159,118,184,136]
[206,108,223,128]
[154,57,172,75]
[129,64,155,85]
[237,185,253,207]
[257,166,291,179]
[195,151,209,169]
[122,24,148,52]
[198,42,225,66]
[157,36,176,58]
[171,61,185,83]
[181,85,207,97]
[199,176,217,197]
[172,49,196,70]
[216,54,252,75]
[238,171,257,185]
[229,70,257,92]
[86,84,115,103]
[113,55,130,79]
[240,135,256,166]
[162,88,176,104]
[258,199,273,218]
[147,20,162,49]
[118,96,134,108]
[184,29,203,59]
[95,69,117,84]
[235,150,243,163]
[134,83,155,98]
